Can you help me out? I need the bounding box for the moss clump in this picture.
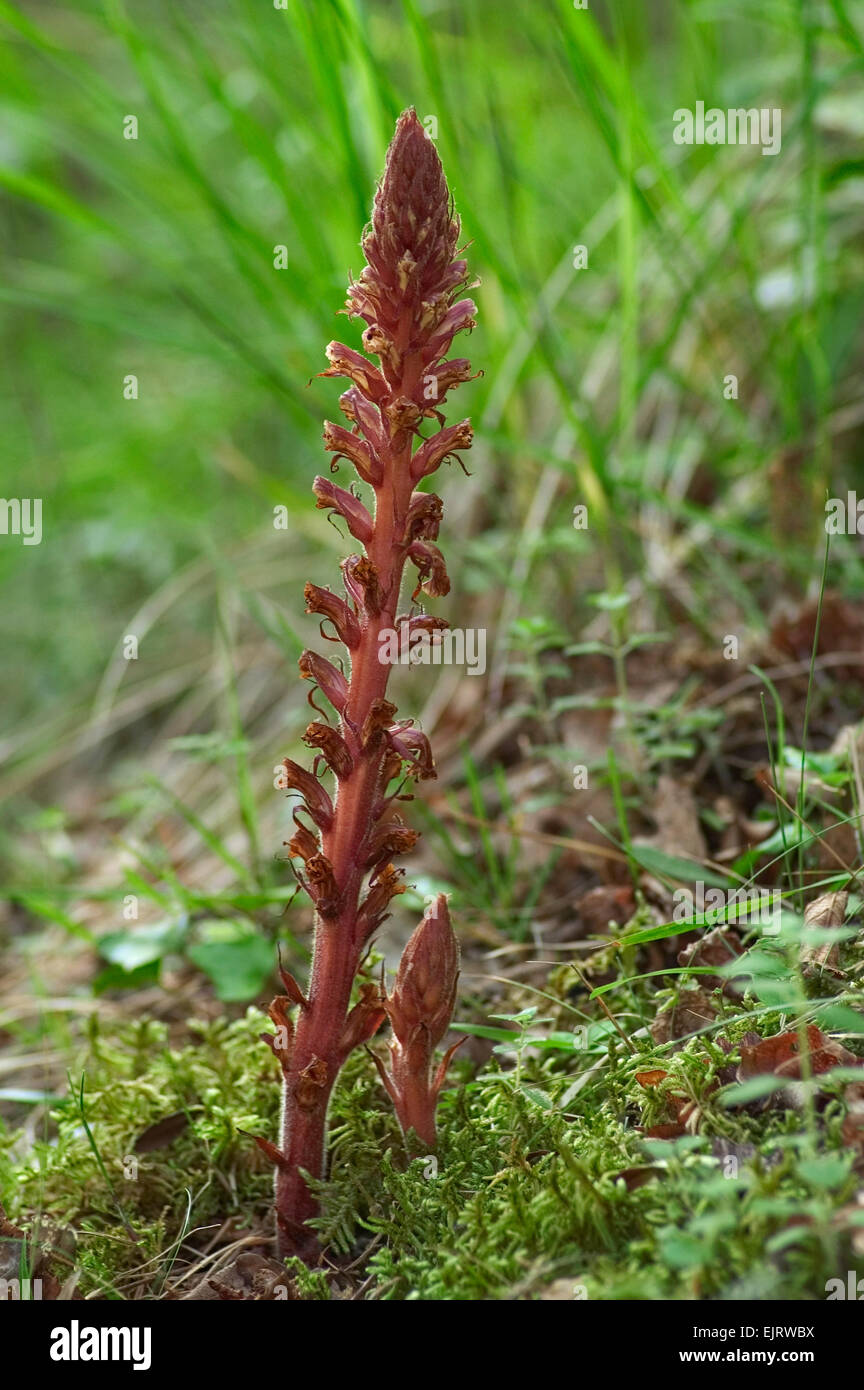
[2,1003,862,1300]
[0,1011,279,1297]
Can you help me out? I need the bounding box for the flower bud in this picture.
[387,894,459,1050]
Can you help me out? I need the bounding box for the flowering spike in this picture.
[269,109,477,1262]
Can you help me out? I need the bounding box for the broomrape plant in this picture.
[260,110,478,1261]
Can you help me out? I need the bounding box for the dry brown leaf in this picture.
[134,1110,190,1154]
[641,1122,687,1140]
[800,890,849,977]
[611,1165,665,1191]
[635,1069,669,1087]
[738,1024,859,1082]
[639,773,708,863]
[650,986,719,1044]
[576,884,636,936]
[182,1252,297,1301]
[678,927,743,989]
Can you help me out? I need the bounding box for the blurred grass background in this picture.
[1,0,863,896]
[3,0,864,1300]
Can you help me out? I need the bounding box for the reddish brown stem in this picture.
[270,109,475,1262]
[275,450,413,1256]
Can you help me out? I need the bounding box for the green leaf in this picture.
[797,1155,853,1190]
[98,917,187,971]
[765,1226,814,1256]
[520,1086,555,1110]
[188,921,274,1001]
[719,1075,791,1106]
[455,1023,520,1044]
[92,960,162,994]
[590,591,631,612]
[658,1233,705,1269]
[563,640,612,658]
[813,1003,864,1033]
[626,845,731,890]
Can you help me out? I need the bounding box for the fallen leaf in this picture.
[576,884,636,935]
[650,986,719,1043]
[641,1122,687,1140]
[800,890,849,977]
[738,1025,860,1082]
[134,1111,190,1154]
[611,1165,665,1191]
[678,927,744,989]
[182,1252,299,1301]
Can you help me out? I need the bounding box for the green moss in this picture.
[2,1002,862,1301]
[0,1011,279,1297]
